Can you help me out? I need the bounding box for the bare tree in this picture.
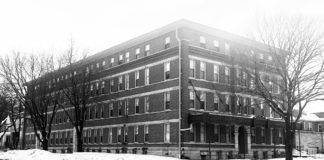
[0,52,59,150]
[237,16,324,160]
[57,39,91,152]
[0,83,23,149]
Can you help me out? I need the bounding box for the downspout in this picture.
[176,27,182,159]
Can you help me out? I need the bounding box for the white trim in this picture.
[189,55,230,67]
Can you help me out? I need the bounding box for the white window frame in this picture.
[125,52,130,62]
[125,74,129,90]
[145,68,149,85]
[164,123,170,143]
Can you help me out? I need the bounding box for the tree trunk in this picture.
[76,131,83,152]
[42,139,48,151]
[285,117,293,160]
[11,132,20,149]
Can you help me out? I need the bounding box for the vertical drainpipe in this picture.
[176,27,182,159]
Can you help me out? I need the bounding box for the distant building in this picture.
[296,112,324,155]
[24,20,287,159]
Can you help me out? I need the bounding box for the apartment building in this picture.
[24,19,286,160]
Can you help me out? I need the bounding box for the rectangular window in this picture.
[214,65,219,82]
[135,98,140,114]
[213,40,220,52]
[200,36,206,48]
[214,124,219,142]
[225,67,230,84]
[125,99,129,115]
[100,128,103,143]
[225,95,230,112]
[118,101,123,116]
[124,127,128,143]
[164,123,170,143]
[108,128,112,143]
[135,48,140,59]
[144,44,150,56]
[164,92,171,110]
[200,92,206,110]
[251,127,256,144]
[242,71,247,86]
[109,103,114,117]
[236,68,241,85]
[200,123,205,142]
[96,63,99,68]
[118,76,123,91]
[110,58,114,67]
[110,79,114,93]
[119,54,124,64]
[96,82,99,95]
[190,60,195,78]
[164,62,170,80]
[144,125,149,142]
[117,127,122,143]
[189,90,195,108]
[102,60,106,66]
[214,94,219,111]
[101,81,105,94]
[225,43,230,54]
[145,96,149,113]
[125,52,130,62]
[88,130,91,143]
[135,71,140,87]
[90,84,94,96]
[134,126,139,142]
[200,62,206,80]
[145,68,149,85]
[319,124,322,132]
[165,37,170,49]
[125,74,129,90]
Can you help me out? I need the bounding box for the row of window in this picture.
[189,59,281,93]
[189,90,278,117]
[198,36,273,62]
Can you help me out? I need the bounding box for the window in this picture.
[117,127,122,143]
[109,103,114,117]
[96,63,99,68]
[135,71,140,87]
[236,69,241,85]
[213,40,220,52]
[165,37,170,49]
[90,84,94,96]
[242,71,247,86]
[199,92,206,110]
[214,65,219,82]
[250,78,255,89]
[102,60,106,66]
[134,126,139,142]
[225,95,230,112]
[110,58,114,67]
[164,62,170,80]
[99,129,103,143]
[118,76,123,91]
[164,123,170,143]
[189,90,195,108]
[164,92,171,110]
[125,52,130,62]
[144,125,149,142]
[319,124,322,132]
[145,68,149,85]
[145,96,149,113]
[124,127,128,143]
[251,127,256,144]
[189,60,195,78]
[260,102,265,116]
[199,123,207,143]
[200,36,206,48]
[135,48,140,59]
[225,67,230,84]
[268,55,272,61]
[251,98,256,115]
[125,99,129,115]
[108,128,112,143]
[86,67,89,74]
[144,44,150,56]
[135,98,140,114]
[261,128,265,143]
[260,53,264,60]
[225,43,230,54]
[214,94,219,111]
[118,101,123,116]
[96,82,99,95]
[88,130,91,143]
[119,54,124,64]
[125,74,129,90]
[101,81,105,94]
[110,79,114,93]
[200,62,206,80]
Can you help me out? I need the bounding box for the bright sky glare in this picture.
[0,0,324,113]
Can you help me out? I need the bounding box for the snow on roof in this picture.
[0,149,180,160]
[299,112,324,122]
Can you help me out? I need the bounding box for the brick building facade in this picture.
[24,20,287,160]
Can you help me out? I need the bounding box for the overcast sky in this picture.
[1,0,324,113]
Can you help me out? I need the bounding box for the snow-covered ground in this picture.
[0,149,180,160]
